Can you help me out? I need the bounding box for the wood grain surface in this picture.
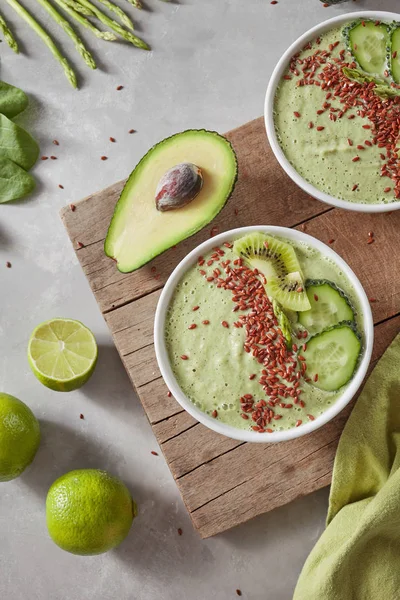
[61,116,400,538]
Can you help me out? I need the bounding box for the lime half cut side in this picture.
[28,318,98,392]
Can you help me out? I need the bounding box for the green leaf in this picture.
[0,113,39,171]
[0,81,29,119]
[0,156,36,202]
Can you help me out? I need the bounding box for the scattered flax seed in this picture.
[308,121,314,129]
[347,138,353,146]
[109,137,116,143]
[314,373,319,382]
[212,410,218,418]
[188,324,197,330]
[352,156,360,162]
[41,156,48,160]
[129,129,136,134]
[384,187,391,193]
[297,286,303,293]
[70,204,76,211]
[357,145,365,151]
[116,85,124,90]
[151,451,158,456]
[222,320,229,328]
[352,184,358,191]
[323,3,329,6]
[6,261,11,268]
[210,226,219,237]
[50,156,57,160]
[307,414,315,421]
[236,591,242,597]
[151,266,156,272]
[393,51,398,59]
[368,231,374,238]
[79,414,84,419]
[316,126,325,131]
[295,420,302,427]
[249,374,256,380]
[202,320,210,325]
[167,391,172,397]
[234,208,239,216]
[177,528,183,536]
[369,298,377,303]
[328,239,335,244]
[180,355,189,360]
[76,241,84,249]
[270,0,278,4]
[314,294,319,302]
[192,305,200,311]
[367,238,375,244]
[293,111,301,118]
[52,140,59,146]
[101,156,108,161]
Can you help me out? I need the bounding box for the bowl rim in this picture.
[264,10,400,214]
[154,226,374,444]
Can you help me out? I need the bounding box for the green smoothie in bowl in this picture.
[270,14,400,208]
[159,228,371,440]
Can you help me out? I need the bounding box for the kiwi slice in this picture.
[233,233,311,311]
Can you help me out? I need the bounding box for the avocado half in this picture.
[104,129,238,273]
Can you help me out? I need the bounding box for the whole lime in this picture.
[46,469,137,555]
[0,392,40,482]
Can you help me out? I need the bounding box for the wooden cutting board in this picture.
[61,117,400,539]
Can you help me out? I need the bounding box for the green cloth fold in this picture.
[294,333,400,600]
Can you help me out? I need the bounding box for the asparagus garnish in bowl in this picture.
[52,0,117,41]
[35,0,96,69]
[0,11,19,53]
[74,0,150,49]
[5,0,77,88]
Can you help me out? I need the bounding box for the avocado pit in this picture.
[155,163,203,212]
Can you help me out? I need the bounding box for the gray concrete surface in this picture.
[0,0,397,598]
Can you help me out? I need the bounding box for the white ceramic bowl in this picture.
[154,226,374,443]
[264,10,400,213]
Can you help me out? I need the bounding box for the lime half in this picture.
[28,318,98,392]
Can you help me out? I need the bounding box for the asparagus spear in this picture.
[96,0,134,31]
[5,0,77,88]
[0,12,19,53]
[63,0,94,17]
[35,0,96,69]
[75,0,150,49]
[53,0,117,41]
[124,0,143,8]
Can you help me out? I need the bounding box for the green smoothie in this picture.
[274,23,399,205]
[165,235,364,433]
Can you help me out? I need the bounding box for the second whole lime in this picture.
[0,393,40,482]
[46,469,137,555]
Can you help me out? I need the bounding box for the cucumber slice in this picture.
[303,325,361,392]
[298,280,354,334]
[390,27,400,83]
[347,20,390,77]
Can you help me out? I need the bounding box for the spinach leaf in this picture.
[0,113,39,171]
[0,156,36,203]
[0,81,28,119]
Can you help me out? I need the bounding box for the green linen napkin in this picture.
[294,333,400,600]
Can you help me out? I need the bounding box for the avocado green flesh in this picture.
[105,130,237,273]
